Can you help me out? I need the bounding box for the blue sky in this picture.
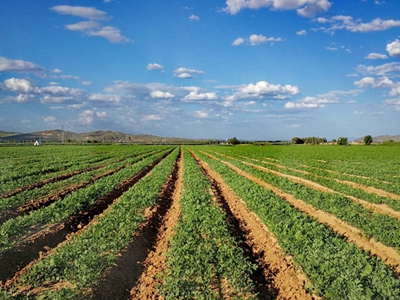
[1,0,400,140]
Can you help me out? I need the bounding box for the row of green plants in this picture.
[160,149,256,299]
[248,156,400,212]
[0,148,180,299]
[0,148,173,253]
[0,145,170,194]
[0,147,162,212]
[204,150,400,253]
[212,145,399,184]
[192,149,400,299]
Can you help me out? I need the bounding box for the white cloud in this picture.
[233,34,282,46]
[52,69,62,74]
[44,116,57,124]
[354,76,394,88]
[325,47,338,51]
[2,78,36,93]
[81,81,93,86]
[386,40,400,58]
[147,63,164,70]
[189,14,199,21]
[315,16,400,33]
[357,62,400,76]
[66,20,101,31]
[224,0,331,17]
[365,53,388,60]
[142,115,162,121]
[51,5,109,20]
[296,30,307,35]
[174,67,205,74]
[0,57,44,72]
[384,99,400,111]
[175,72,194,79]
[85,26,131,43]
[182,91,218,102]
[226,81,300,101]
[285,89,359,109]
[232,37,245,46]
[195,110,209,118]
[150,91,175,99]
[78,109,108,124]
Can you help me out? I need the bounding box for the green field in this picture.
[0,144,399,299]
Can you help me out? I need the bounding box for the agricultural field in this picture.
[0,144,400,299]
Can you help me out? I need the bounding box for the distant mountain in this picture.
[354,134,400,143]
[0,129,196,143]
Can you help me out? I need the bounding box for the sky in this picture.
[0,0,400,141]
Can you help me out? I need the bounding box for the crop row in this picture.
[0,147,163,213]
[1,148,180,299]
[160,148,256,298]
[192,149,400,299]
[0,148,173,253]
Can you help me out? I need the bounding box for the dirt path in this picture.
[201,151,400,274]
[128,150,183,299]
[194,151,315,299]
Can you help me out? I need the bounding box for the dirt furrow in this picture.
[201,151,400,274]
[193,151,314,299]
[0,151,172,286]
[128,150,183,299]
[241,160,400,221]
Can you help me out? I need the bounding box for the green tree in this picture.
[228,137,240,145]
[291,137,304,144]
[337,137,348,145]
[364,135,373,145]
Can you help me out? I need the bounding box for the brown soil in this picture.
[128,150,183,299]
[194,151,315,299]
[337,179,400,200]
[0,151,172,287]
[201,151,400,275]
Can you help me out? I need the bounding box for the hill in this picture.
[0,129,199,144]
[354,134,400,143]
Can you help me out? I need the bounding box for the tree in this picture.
[291,137,304,144]
[337,137,348,145]
[228,137,240,145]
[364,135,373,145]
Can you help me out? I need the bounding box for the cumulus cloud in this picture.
[365,53,388,60]
[354,76,394,88]
[44,116,57,124]
[224,0,331,17]
[174,67,204,74]
[1,78,37,93]
[285,90,359,109]
[189,14,199,21]
[150,91,175,99]
[147,63,164,70]
[182,91,218,102]
[296,30,307,35]
[232,34,282,46]
[51,5,109,20]
[314,16,400,33]
[0,57,44,72]
[79,109,108,124]
[225,81,300,101]
[386,40,400,58]
[357,62,400,76]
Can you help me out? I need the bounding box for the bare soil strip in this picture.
[88,150,182,300]
[193,152,314,300]
[202,152,400,274]
[240,159,400,221]
[0,151,172,286]
[128,151,183,299]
